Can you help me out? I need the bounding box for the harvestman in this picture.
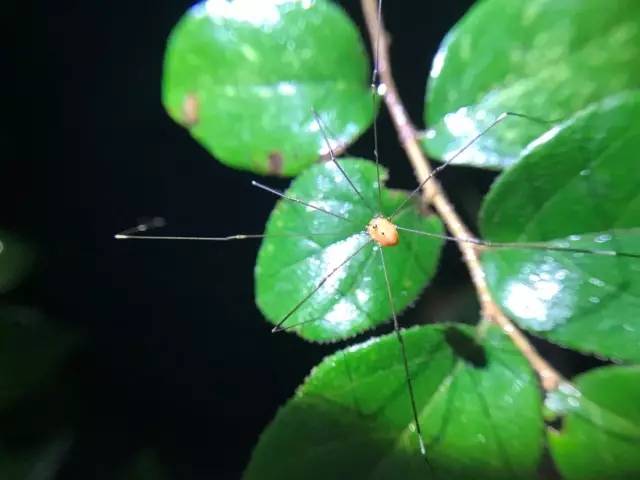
[116,0,640,466]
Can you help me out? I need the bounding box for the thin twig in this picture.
[360,0,562,391]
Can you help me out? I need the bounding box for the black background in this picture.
[8,0,596,478]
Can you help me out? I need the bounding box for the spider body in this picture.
[367,216,399,247]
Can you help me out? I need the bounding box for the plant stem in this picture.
[360,0,562,391]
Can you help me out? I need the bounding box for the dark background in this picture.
[6,0,596,478]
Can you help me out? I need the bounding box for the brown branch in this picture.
[360,0,562,391]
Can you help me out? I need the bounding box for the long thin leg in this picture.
[115,218,343,242]
[115,233,341,241]
[390,112,553,219]
[271,239,371,333]
[378,247,431,466]
[372,0,429,467]
[370,0,384,213]
[395,225,640,259]
[312,109,376,214]
[251,181,355,224]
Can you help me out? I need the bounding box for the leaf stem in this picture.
[360,0,562,391]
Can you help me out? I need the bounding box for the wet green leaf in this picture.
[546,366,640,479]
[480,93,640,241]
[422,0,640,169]
[244,324,543,479]
[482,231,640,362]
[0,231,35,294]
[255,159,443,342]
[163,0,374,176]
[480,93,640,361]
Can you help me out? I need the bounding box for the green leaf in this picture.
[479,93,640,361]
[0,307,78,410]
[163,0,374,176]
[480,93,640,241]
[546,366,640,479]
[0,231,35,294]
[255,159,444,342]
[244,324,543,480]
[482,231,640,362]
[422,0,640,169]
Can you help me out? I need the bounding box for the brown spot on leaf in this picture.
[268,152,284,175]
[182,93,199,127]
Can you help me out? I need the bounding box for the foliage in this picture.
[546,366,640,480]
[480,92,640,362]
[8,0,640,477]
[256,159,443,341]
[245,324,543,480]
[161,0,640,478]
[163,0,374,176]
[0,237,169,477]
[422,0,640,169]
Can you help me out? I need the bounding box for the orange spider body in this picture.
[367,217,399,247]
